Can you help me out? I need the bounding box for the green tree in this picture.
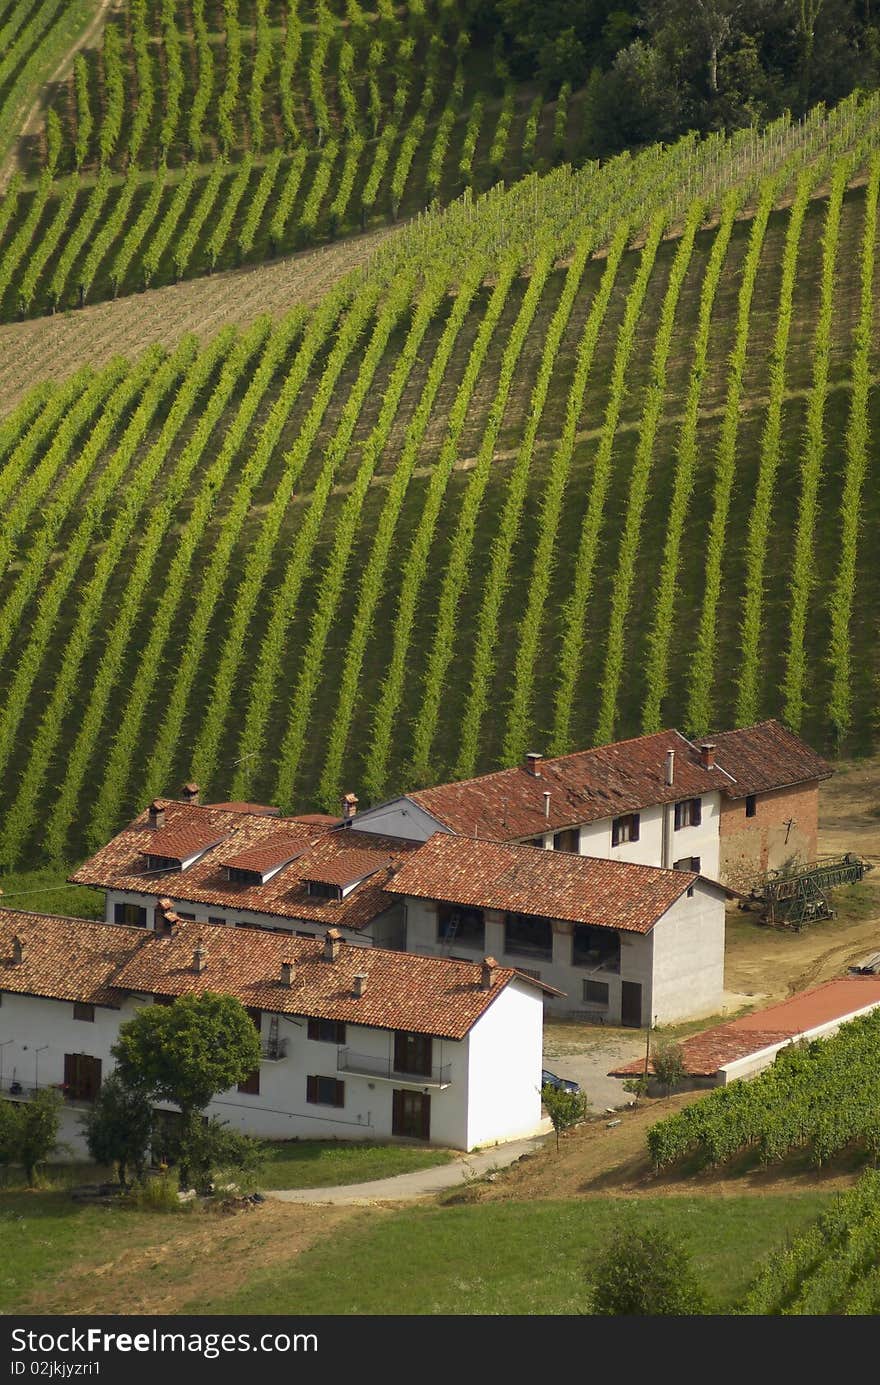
[588,1225,709,1314]
[0,1089,65,1185]
[111,993,261,1187]
[541,1082,589,1150]
[181,1117,265,1194]
[81,1072,154,1187]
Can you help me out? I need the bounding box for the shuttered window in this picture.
[306,1076,345,1107]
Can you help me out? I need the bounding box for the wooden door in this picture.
[392,1089,431,1140]
[394,1031,432,1077]
[63,1053,102,1101]
[621,981,643,1028]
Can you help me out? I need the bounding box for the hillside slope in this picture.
[0,104,878,867]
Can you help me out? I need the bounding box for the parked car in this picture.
[541,1068,580,1094]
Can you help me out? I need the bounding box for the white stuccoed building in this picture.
[0,908,555,1157]
[384,834,729,1027]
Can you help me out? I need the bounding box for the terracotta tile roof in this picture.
[299,848,394,889]
[219,833,313,878]
[293,813,344,827]
[70,803,418,932]
[0,909,147,1008]
[385,834,699,933]
[110,922,549,1039]
[207,801,282,817]
[140,822,231,864]
[710,720,833,798]
[610,977,880,1077]
[405,729,731,839]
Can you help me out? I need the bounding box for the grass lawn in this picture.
[189,1193,832,1315]
[258,1140,456,1190]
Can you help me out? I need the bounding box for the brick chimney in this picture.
[699,742,716,770]
[341,792,359,821]
[11,934,26,966]
[353,972,368,998]
[280,960,295,988]
[665,749,675,786]
[481,956,499,990]
[323,928,341,962]
[192,938,207,973]
[525,751,543,778]
[148,800,166,830]
[181,782,200,806]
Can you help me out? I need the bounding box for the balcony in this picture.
[261,1036,288,1062]
[336,1048,452,1089]
[0,1077,95,1107]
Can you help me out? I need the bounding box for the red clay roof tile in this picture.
[0,909,147,1007]
[385,833,699,933]
[710,720,833,798]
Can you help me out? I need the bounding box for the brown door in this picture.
[63,1053,102,1101]
[394,1031,432,1077]
[392,1089,431,1140]
[621,981,643,1028]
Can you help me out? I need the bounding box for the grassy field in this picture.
[0,1184,832,1315]
[258,1139,455,1189]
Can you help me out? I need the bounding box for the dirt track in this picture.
[0,224,400,412]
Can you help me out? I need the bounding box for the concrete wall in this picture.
[465,979,545,1148]
[103,888,402,948]
[402,886,724,1027]
[349,799,449,842]
[648,887,726,1026]
[718,782,821,892]
[518,792,722,880]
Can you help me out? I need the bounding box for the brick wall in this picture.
[718,781,820,892]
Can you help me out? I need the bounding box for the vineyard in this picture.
[0,0,579,319]
[647,1010,880,1172]
[0,94,878,866]
[741,1171,880,1314]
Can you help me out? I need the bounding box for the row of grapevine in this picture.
[780,154,851,730]
[734,163,819,727]
[85,317,275,852]
[825,150,880,737]
[42,328,246,863]
[188,289,352,793]
[647,1010,880,1171]
[685,173,780,734]
[640,189,741,733]
[408,255,555,783]
[550,209,668,754]
[361,259,519,802]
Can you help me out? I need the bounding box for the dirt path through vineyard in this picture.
[0,223,401,411]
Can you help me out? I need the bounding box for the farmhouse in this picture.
[70,797,415,946]
[384,834,729,1026]
[348,720,832,889]
[609,976,880,1088]
[0,907,555,1154]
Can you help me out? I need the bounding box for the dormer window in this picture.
[307,880,342,901]
[226,866,263,886]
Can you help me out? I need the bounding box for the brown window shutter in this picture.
[306,1075,318,1104]
[692,798,702,827]
[611,820,620,847]
[335,1080,345,1107]
[631,814,640,842]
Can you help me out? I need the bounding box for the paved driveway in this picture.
[543,1029,647,1112]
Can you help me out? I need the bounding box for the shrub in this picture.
[81,1072,153,1187]
[588,1225,709,1315]
[651,1040,686,1096]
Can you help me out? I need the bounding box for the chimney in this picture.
[665,749,675,786]
[148,800,166,831]
[11,934,26,966]
[699,742,716,770]
[192,938,207,973]
[525,751,543,777]
[181,782,200,806]
[543,790,551,820]
[280,960,295,988]
[323,928,341,962]
[341,792,359,821]
[353,972,368,998]
[481,956,499,990]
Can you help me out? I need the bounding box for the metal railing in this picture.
[261,1036,288,1061]
[336,1048,452,1087]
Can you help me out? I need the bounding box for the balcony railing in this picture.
[336,1048,452,1088]
[0,1077,95,1106]
[261,1036,288,1062]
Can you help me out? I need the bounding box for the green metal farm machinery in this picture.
[747,853,873,930]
